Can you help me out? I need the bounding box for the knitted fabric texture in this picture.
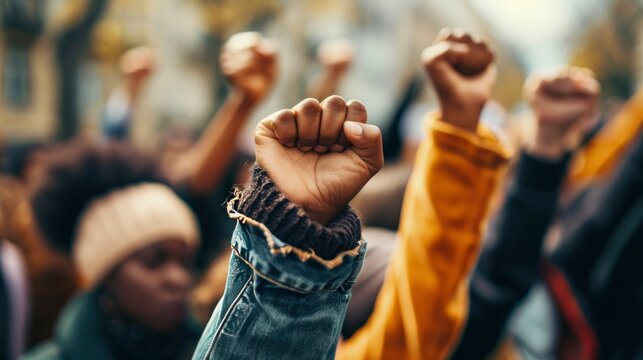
[237,165,361,260]
[73,183,199,288]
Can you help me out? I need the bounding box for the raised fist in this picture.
[220,32,277,103]
[120,46,157,98]
[255,96,383,225]
[317,39,354,78]
[421,28,496,132]
[524,66,600,158]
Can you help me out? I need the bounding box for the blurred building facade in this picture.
[1,0,531,145]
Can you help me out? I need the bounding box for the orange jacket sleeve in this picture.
[567,90,643,188]
[337,114,510,360]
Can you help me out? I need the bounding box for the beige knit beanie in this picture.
[73,183,199,288]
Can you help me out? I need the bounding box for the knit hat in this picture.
[73,183,199,288]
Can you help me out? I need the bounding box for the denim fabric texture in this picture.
[192,220,366,360]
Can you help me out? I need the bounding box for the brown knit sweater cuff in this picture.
[236,165,361,260]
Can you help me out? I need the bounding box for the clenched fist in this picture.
[524,66,600,159]
[220,32,277,104]
[120,46,157,99]
[422,28,496,132]
[255,96,384,225]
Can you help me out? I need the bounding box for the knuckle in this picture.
[274,110,294,124]
[322,95,347,112]
[297,98,321,117]
[347,100,367,116]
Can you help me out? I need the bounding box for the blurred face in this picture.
[103,239,194,332]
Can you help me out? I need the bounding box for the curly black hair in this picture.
[30,140,168,254]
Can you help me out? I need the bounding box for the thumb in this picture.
[343,121,384,175]
[257,39,277,60]
[421,42,469,71]
[422,42,469,89]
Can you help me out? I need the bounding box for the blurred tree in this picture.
[54,0,108,140]
[0,0,46,109]
[198,0,278,37]
[571,0,643,100]
[0,0,46,35]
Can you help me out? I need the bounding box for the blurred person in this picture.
[307,39,354,101]
[100,31,276,192]
[101,46,157,140]
[450,67,601,360]
[0,144,79,348]
[100,32,276,270]
[452,65,643,360]
[81,32,276,329]
[337,28,511,359]
[192,93,383,359]
[0,136,29,360]
[168,32,277,321]
[168,31,277,194]
[0,216,30,360]
[545,120,643,359]
[22,141,201,360]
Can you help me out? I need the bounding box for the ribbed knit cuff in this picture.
[516,151,571,192]
[236,165,361,260]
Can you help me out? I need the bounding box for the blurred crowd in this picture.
[0,0,642,359]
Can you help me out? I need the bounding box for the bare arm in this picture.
[176,90,257,193]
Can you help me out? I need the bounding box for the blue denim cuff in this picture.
[228,220,366,294]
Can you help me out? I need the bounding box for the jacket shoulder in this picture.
[20,341,62,360]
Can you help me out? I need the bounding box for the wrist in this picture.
[516,150,571,191]
[231,88,261,107]
[125,82,144,101]
[237,165,361,260]
[525,125,568,160]
[304,208,342,226]
[440,101,484,133]
[321,69,345,83]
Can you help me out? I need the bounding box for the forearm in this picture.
[308,72,342,101]
[339,114,509,360]
[451,151,570,359]
[440,100,483,133]
[178,90,256,193]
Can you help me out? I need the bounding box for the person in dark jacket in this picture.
[452,66,643,359]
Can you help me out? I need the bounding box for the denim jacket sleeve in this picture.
[192,169,366,360]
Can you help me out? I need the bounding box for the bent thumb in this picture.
[343,121,384,175]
